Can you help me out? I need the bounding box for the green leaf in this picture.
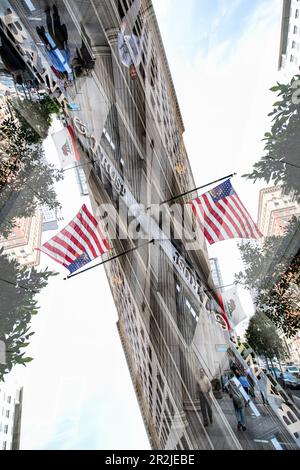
[22,357,34,363]
[270,86,281,92]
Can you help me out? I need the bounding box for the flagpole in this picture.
[62,160,95,173]
[157,172,237,207]
[64,239,154,280]
[204,282,235,293]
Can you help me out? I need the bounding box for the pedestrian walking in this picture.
[237,372,250,395]
[198,368,213,427]
[236,371,251,407]
[227,378,247,431]
[243,367,256,398]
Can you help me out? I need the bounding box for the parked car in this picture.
[269,367,281,379]
[278,372,300,389]
[285,365,300,376]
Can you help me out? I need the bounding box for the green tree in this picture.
[0,117,62,237]
[0,248,57,381]
[244,76,300,202]
[235,217,300,337]
[11,95,60,144]
[245,312,287,363]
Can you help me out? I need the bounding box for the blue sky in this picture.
[7,0,283,450]
[156,0,268,61]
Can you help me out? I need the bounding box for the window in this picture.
[103,127,116,151]
[292,40,296,49]
[2,441,7,450]
[157,373,164,391]
[7,396,11,404]
[5,410,9,418]
[166,396,174,417]
[4,424,8,434]
[296,9,299,18]
[294,26,298,34]
[156,399,162,415]
[185,297,199,321]
[180,435,190,450]
[290,55,294,62]
[24,0,36,12]
[156,386,163,404]
[191,306,198,322]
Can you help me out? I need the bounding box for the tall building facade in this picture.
[257,185,300,364]
[257,185,300,237]
[0,384,23,450]
[40,205,64,232]
[2,0,300,450]
[0,212,42,267]
[278,0,300,77]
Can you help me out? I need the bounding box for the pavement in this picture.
[187,391,299,450]
[216,396,289,450]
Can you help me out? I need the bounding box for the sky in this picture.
[154,0,283,329]
[6,0,283,450]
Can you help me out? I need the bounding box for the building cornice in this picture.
[278,0,292,70]
[145,0,185,134]
[257,185,281,226]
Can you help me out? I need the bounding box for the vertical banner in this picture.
[52,126,79,169]
[222,287,247,328]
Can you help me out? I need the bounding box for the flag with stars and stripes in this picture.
[190,179,262,245]
[39,204,111,273]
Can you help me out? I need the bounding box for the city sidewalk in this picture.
[208,392,296,450]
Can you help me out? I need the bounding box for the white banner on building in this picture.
[52,127,77,169]
[222,286,247,328]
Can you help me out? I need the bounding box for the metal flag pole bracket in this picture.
[62,159,96,173]
[146,173,237,210]
[64,238,155,280]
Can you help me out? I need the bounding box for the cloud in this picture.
[153,0,283,323]
[157,0,282,210]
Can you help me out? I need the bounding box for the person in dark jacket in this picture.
[227,378,247,431]
[72,25,95,77]
[45,5,68,51]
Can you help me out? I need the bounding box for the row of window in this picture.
[176,283,199,323]
[1,409,10,418]
[0,393,12,404]
[109,259,182,448]
[0,423,9,433]
[175,435,190,450]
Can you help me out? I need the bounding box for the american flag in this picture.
[190,179,262,245]
[39,204,111,273]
